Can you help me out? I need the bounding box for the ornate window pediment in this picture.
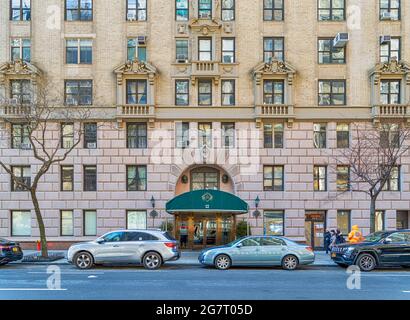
[369,58,410,85]
[252,59,296,85]
[114,59,158,85]
[0,60,42,85]
[188,18,222,34]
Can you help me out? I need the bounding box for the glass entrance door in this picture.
[305,211,326,250]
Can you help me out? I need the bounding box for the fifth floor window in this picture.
[263,0,284,21]
[66,39,92,64]
[198,0,212,19]
[10,0,30,21]
[380,0,400,21]
[65,0,93,21]
[10,80,31,104]
[318,0,345,21]
[126,0,147,21]
[176,0,189,21]
[11,38,31,62]
[221,0,235,21]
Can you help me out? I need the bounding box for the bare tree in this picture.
[0,80,91,257]
[335,121,410,233]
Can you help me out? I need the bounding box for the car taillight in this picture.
[306,246,313,252]
[164,242,176,248]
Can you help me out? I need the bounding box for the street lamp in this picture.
[150,195,155,208]
[150,196,158,228]
[252,196,261,228]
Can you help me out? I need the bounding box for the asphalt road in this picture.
[0,263,409,300]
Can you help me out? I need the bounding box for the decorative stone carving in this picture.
[0,60,42,86]
[188,18,222,33]
[223,23,232,33]
[252,59,297,85]
[114,59,158,85]
[177,23,187,34]
[370,58,410,85]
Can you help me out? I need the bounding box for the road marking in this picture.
[0,288,67,291]
[403,291,410,293]
[27,271,105,275]
[88,275,98,278]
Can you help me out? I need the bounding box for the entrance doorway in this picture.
[175,213,235,249]
[305,211,326,250]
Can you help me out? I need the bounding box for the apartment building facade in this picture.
[1,0,410,249]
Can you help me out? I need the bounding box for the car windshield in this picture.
[364,232,387,243]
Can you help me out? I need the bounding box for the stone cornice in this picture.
[252,60,296,85]
[114,59,158,85]
[0,60,42,85]
[369,58,410,85]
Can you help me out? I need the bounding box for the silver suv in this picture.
[67,229,180,270]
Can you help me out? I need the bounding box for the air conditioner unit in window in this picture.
[20,143,32,150]
[177,54,188,63]
[87,142,97,149]
[381,12,392,20]
[333,33,349,48]
[380,35,391,44]
[127,13,137,21]
[138,36,147,45]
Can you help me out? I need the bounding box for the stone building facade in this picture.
[1,0,410,249]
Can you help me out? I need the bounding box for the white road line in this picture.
[403,291,410,293]
[0,288,67,291]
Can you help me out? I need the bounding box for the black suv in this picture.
[331,230,410,271]
[0,238,23,265]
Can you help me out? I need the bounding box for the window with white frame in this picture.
[10,0,31,21]
[11,38,31,62]
[221,38,235,63]
[127,210,147,229]
[66,39,92,64]
[198,0,212,19]
[126,0,147,21]
[198,38,212,61]
[84,210,97,236]
[221,0,235,21]
[222,122,235,148]
[176,122,190,148]
[380,37,400,63]
[127,37,147,62]
[11,210,31,236]
[61,210,74,236]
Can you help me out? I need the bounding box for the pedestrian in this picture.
[335,229,346,244]
[324,230,331,254]
[348,225,364,244]
[329,230,337,250]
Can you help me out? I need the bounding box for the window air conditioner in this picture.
[177,54,188,63]
[20,143,32,150]
[333,33,349,48]
[138,36,147,45]
[87,142,97,149]
[127,13,137,21]
[381,12,392,20]
[380,35,391,44]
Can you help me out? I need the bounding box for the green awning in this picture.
[166,189,248,214]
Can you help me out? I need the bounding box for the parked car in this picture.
[331,229,410,271]
[198,236,315,270]
[67,229,180,270]
[0,238,23,265]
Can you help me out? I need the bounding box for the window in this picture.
[383,166,400,191]
[175,80,189,105]
[84,123,97,149]
[127,232,158,241]
[198,0,212,19]
[222,122,235,148]
[337,210,351,235]
[191,167,219,190]
[176,0,189,21]
[11,38,30,62]
[380,123,399,148]
[10,0,31,21]
[318,38,345,64]
[61,210,74,236]
[380,0,400,21]
[65,80,92,105]
[176,122,190,148]
[221,80,235,105]
[263,165,284,191]
[198,38,212,61]
[127,211,147,229]
[221,0,235,21]
[11,123,30,149]
[176,39,189,61]
[264,211,284,236]
[84,165,97,191]
[371,210,385,233]
[198,122,212,148]
[318,0,345,21]
[11,166,30,191]
[313,165,327,191]
[61,165,74,191]
[126,80,147,104]
[396,211,409,230]
[66,39,92,64]
[84,210,97,236]
[313,123,326,148]
[11,210,31,236]
[221,38,235,63]
[126,0,147,21]
[10,80,31,104]
[264,37,284,63]
[61,123,74,149]
[263,0,284,21]
[336,165,350,191]
[198,80,212,106]
[336,123,349,148]
[65,0,93,21]
[127,38,147,62]
[263,80,284,104]
[127,123,147,148]
[264,123,284,148]
[380,80,400,104]
[318,80,346,105]
[380,37,400,63]
[126,165,147,191]
[103,231,126,242]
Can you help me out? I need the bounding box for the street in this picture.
[0,263,410,300]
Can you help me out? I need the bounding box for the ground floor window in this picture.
[337,210,351,235]
[11,210,31,236]
[397,211,409,230]
[263,210,284,236]
[61,210,74,236]
[127,210,147,229]
[371,210,385,233]
[84,210,97,236]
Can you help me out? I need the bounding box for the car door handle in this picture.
[112,245,120,248]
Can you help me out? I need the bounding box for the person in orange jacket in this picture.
[348,225,364,243]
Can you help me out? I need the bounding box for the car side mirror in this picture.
[236,243,243,248]
[384,238,392,244]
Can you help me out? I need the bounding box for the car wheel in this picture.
[356,253,377,272]
[74,252,94,270]
[143,252,162,270]
[282,255,299,271]
[0,262,8,266]
[214,254,231,270]
[336,263,348,268]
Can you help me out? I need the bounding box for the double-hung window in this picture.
[263,165,284,191]
[176,122,190,148]
[313,123,327,148]
[264,123,284,148]
[382,166,400,191]
[12,124,30,149]
[10,0,31,21]
[127,38,147,62]
[221,80,235,106]
[176,39,189,61]
[61,210,74,236]
[84,123,97,149]
[126,0,147,21]
[11,38,31,62]
[176,0,189,21]
[126,80,147,104]
[66,39,92,64]
[11,210,31,236]
[10,80,31,104]
[61,123,74,149]
[313,165,327,191]
[221,0,235,21]
[84,210,97,236]
[11,166,31,191]
[337,210,351,235]
[263,80,284,105]
[198,38,212,61]
[126,165,147,191]
[198,0,212,19]
[336,165,350,191]
[380,37,400,63]
[222,122,235,148]
[318,0,345,21]
[380,80,400,104]
[65,0,93,21]
[263,0,284,21]
[198,123,212,148]
[318,38,345,64]
[198,80,212,106]
[127,123,147,149]
[336,123,349,148]
[61,165,74,191]
[65,80,92,106]
[264,37,284,62]
[83,165,97,191]
[221,38,235,63]
[175,80,189,106]
[380,0,400,21]
[318,80,346,105]
[380,123,399,148]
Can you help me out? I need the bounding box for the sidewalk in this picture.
[11,250,336,266]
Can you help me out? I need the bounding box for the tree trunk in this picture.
[30,189,48,258]
[370,197,376,234]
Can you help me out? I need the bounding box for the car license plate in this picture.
[12,247,19,253]
[331,252,336,258]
